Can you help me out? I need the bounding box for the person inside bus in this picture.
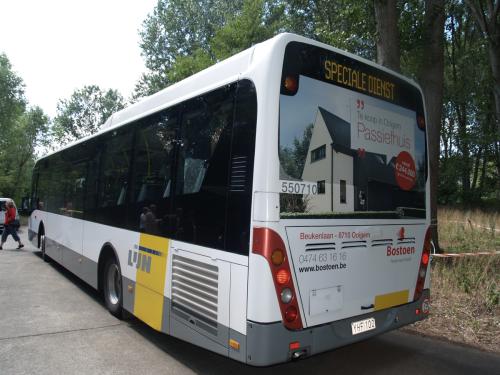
[0,200,24,250]
[139,206,149,232]
[144,204,159,235]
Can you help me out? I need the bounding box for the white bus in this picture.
[29,33,431,366]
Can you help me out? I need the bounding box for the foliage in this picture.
[279,123,313,180]
[439,0,499,205]
[134,0,244,98]
[0,53,26,149]
[1,0,499,209]
[409,254,500,352]
[52,85,125,146]
[132,0,499,209]
[438,206,500,253]
[283,0,376,59]
[211,0,284,60]
[405,207,499,352]
[134,0,286,93]
[0,54,49,202]
[0,55,22,196]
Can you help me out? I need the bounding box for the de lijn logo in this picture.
[128,245,152,273]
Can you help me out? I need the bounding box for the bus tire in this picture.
[103,257,124,319]
[40,234,50,262]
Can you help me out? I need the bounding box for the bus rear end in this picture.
[246,37,430,366]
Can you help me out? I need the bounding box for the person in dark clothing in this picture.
[0,200,23,250]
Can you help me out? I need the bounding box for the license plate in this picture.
[351,317,376,335]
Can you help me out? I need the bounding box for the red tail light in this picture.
[283,75,298,94]
[285,306,298,322]
[289,341,300,350]
[414,227,432,301]
[253,227,303,330]
[422,252,429,266]
[276,269,290,285]
[417,115,426,130]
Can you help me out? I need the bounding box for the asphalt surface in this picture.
[1,226,499,375]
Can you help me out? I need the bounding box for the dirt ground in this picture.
[402,257,499,354]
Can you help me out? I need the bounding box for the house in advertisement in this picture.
[302,107,419,214]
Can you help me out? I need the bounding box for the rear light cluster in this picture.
[283,75,299,95]
[413,227,432,302]
[253,227,303,330]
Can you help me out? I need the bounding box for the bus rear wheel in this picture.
[103,257,123,319]
[40,234,50,262]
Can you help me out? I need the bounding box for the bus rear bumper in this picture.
[246,289,430,366]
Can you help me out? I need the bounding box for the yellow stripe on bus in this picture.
[374,290,409,311]
[134,234,169,331]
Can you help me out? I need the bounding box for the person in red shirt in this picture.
[0,200,24,250]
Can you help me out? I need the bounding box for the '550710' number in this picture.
[280,180,318,195]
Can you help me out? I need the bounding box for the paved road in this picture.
[1,227,499,375]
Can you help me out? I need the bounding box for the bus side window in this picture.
[173,84,235,250]
[67,162,87,219]
[129,108,178,236]
[225,80,257,255]
[96,129,134,227]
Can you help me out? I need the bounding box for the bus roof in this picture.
[38,33,422,162]
[101,44,257,132]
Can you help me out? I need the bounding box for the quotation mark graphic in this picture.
[357,99,364,109]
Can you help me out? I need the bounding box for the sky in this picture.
[0,0,158,119]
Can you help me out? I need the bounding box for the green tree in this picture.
[211,0,284,60]
[0,53,50,200]
[279,124,313,179]
[0,53,28,199]
[52,85,125,145]
[8,107,50,198]
[374,0,400,72]
[0,53,26,149]
[136,0,285,92]
[135,0,244,97]
[438,0,499,205]
[371,0,445,247]
[465,0,500,199]
[133,0,499,211]
[284,0,376,59]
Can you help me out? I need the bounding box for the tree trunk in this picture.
[471,146,482,194]
[478,147,488,195]
[465,0,500,198]
[373,0,444,250]
[417,0,445,251]
[374,0,401,72]
[454,102,471,199]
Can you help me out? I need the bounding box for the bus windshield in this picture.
[279,42,427,219]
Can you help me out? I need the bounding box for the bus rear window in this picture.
[279,42,427,219]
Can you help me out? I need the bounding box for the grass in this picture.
[404,207,500,353]
[438,207,500,253]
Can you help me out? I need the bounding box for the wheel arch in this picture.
[37,222,45,249]
[97,242,120,292]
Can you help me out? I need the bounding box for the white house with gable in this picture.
[302,107,354,213]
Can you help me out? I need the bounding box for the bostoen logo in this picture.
[386,245,415,256]
[388,226,415,256]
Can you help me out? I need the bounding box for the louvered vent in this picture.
[397,237,416,246]
[171,254,219,336]
[230,156,248,192]
[341,240,367,249]
[371,239,393,247]
[305,242,336,252]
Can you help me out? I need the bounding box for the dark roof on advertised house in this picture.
[317,106,394,185]
[318,107,352,155]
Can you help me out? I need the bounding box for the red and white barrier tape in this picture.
[432,251,500,258]
[441,220,500,232]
